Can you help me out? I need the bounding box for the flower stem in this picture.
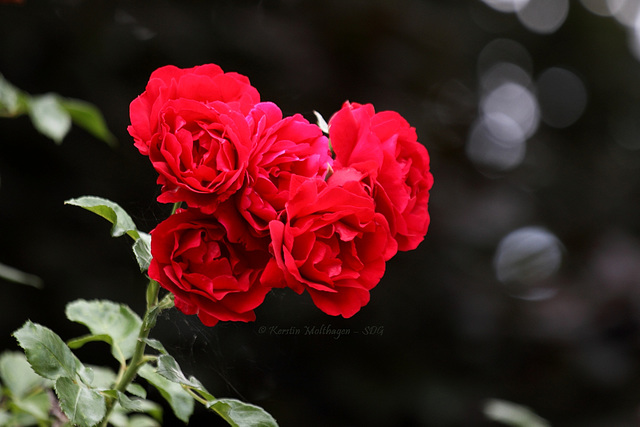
[100,279,163,426]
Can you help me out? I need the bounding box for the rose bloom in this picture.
[148,207,272,327]
[263,176,396,318]
[329,102,433,252]
[128,64,261,211]
[234,102,332,236]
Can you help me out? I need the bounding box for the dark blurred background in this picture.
[3,0,640,425]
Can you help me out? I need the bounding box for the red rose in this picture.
[263,176,396,318]
[128,64,261,211]
[329,102,433,251]
[129,64,259,155]
[235,103,332,235]
[148,208,272,326]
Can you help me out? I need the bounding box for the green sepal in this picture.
[65,196,141,240]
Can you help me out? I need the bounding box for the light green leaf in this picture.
[313,110,329,134]
[68,333,114,351]
[484,399,550,427]
[12,389,52,422]
[133,232,152,272]
[126,383,147,399]
[55,376,106,427]
[0,74,27,117]
[27,94,72,144]
[13,321,90,383]
[59,98,117,147]
[87,365,117,390]
[65,196,141,240]
[0,351,50,399]
[65,300,142,363]
[207,398,279,427]
[0,261,43,288]
[138,364,194,423]
[141,338,167,355]
[155,355,202,390]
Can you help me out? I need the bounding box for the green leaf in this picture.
[313,110,329,134]
[55,376,106,427]
[87,365,117,390]
[155,355,202,390]
[126,383,147,399]
[133,232,152,272]
[13,321,90,383]
[138,364,194,423]
[59,98,117,147]
[27,94,72,144]
[65,300,142,363]
[207,398,279,427]
[12,390,52,422]
[68,333,114,351]
[0,351,50,399]
[484,399,550,427]
[141,338,167,355]
[0,74,27,117]
[0,261,43,288]
[65,196,141,240]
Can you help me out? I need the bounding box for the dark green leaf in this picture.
[13,321,90,383]
[0,351,50,399]
[55,376,106,427]
[59,98,117,147]
[207,398,279,427]
[65,196,141,240]
[65,300,142,363]
[133,233,152,272]
[138,364,193,423]
[27,94,71,144]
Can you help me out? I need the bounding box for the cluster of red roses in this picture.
[128,64,433,326]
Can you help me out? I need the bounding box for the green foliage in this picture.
[484,399,550,427]
[28,94,72,144]
[0,352,53,425]
[65,196,152,272]
[0,261,43,288]
[0,74,116,145]
[153,354,279,427]
[133,233,152,272]
[138,364,194,423]
[2,197,280,426]
[65,196,141,240]
[66,300,143,363]
[208,399,280,427]
[13,321,92,384]
[54,376,106,426]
